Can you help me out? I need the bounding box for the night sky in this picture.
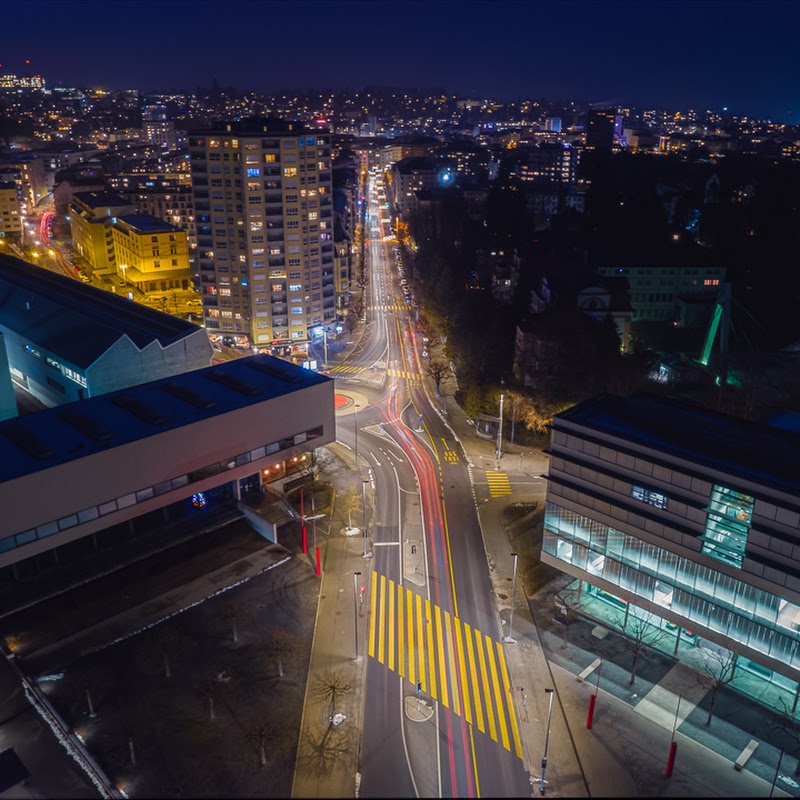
[3,0,799,121]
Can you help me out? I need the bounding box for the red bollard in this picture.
[665,740,678,777]
[586,693,597,729]
[315,546,321,577]
[302,524,308,554]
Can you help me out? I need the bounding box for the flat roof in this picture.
[0,253,201,368]
[116,214,182,234]
[556,393,800,495]
[71,191,132,209]
[0,354,331,483]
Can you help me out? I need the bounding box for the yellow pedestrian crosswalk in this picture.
[370,303,412,311]
[328,364,365,374]
[387,368,420,382]
[368,572,523,759]
[486,471,512,497]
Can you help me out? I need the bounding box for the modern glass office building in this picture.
[542,393,800,696]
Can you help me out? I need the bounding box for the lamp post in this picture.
[496,388,505,462]
[322,327,328,368]
[506,552,518,643]
[541,688,554,795]
[354,403,360,466]
[353,571,361,661]
[362,479,369,558]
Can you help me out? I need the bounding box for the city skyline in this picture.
[3,0,799,122]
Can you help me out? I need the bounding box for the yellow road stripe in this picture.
[464,623,485,733]
[408,589,415,685]
[378,574,386,664]
[417,594,425,692]
[435,605,449,708]
[470,723,481,798]
[496,642,523,759]
[444,611,460,716]
[475,628,497,742]
[485,633,510,751]
[388,577,395,672]
[368,572,377,659]
[426,599,437,700]
[397,583,404,679]
[454,616,471,725]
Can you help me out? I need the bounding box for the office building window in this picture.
[701,485,754,569]
[631,485,668,510]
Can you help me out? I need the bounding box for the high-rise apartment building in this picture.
[189,119,335,354]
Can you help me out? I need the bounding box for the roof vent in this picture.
[204,371,261,397]
[1,424,56,460]
[111,394,167,425]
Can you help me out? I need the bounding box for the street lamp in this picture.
[506,552,518,643]
[353,572,362,660]
[541,688,554,795]
[362,479,369,558]
[496,387,505,462]
[354,403,360,467]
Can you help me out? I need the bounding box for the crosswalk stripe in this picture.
[496,642,523,759]
[435,605,449,709]
[465,622,485,733]
[486,471,512,496]
[486,633,510,752]
[454,617,472,726]
[417,593,425,692]
[388,577,395,672]
[475,628,498,742]
[397,582,404,679]
[366,573,521,758]
[406,588,414,684]
[368,577,377,659]
[378,574,386,664]
[444,610,459,716]
[425,598,437,700]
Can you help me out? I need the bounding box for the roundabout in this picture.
[333,389,370,416]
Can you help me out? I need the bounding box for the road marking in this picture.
[378,574,386,664]
[496,642,523,759]
[486,634,510,752]
[475,628,498,743]
[425,599,438,700]
[486,471,512,496]
[366,573,520,757]
[444,609,459,716]
[397,582,404,679]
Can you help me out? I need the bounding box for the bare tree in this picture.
[345,312,358,333]
[299,720,354,779]
[338,487,361,530]
[775,699,800,775]
[619,609,669,686]
[264,629,300,678]
[246,714,281,767]
[699,647,738,727]
[144,624,188,679]
[312,669,352,721]
[427,361,448,396]
[222,600,246,644]
[548,586,582,648]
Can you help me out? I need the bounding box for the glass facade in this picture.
[543,501,800,674]
[701,484,754,568]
